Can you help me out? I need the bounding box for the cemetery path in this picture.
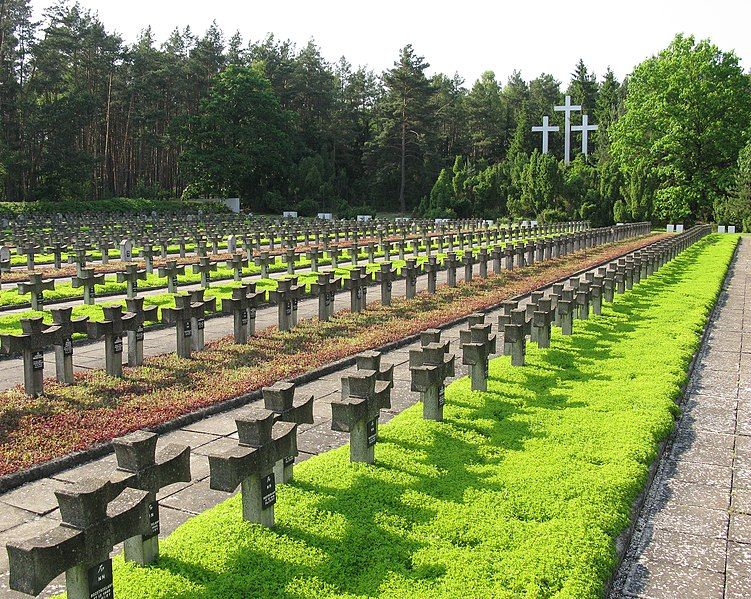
[611,236,751,599]
[0,261,473,391]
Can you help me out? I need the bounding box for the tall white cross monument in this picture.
[531,116,559,155]
[571,113,598,155]
[553,95,582,165]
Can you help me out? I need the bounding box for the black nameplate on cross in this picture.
[87,559,113,599]
[261,473,276,509]
[367,418,377,446]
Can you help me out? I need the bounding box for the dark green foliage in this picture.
[610,34,751,223]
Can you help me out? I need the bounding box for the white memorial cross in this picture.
[553,95,582,165]
[531,116,559,155]
[571,114,598,156]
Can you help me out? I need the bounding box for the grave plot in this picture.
[0,227,657,478]
[70,232,735,598]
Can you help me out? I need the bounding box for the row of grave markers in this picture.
[5,224,709,599]
[0,224,651,397]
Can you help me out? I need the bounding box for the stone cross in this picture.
[48,242,67,269]
[344,267,369,313]
[554,95,582,165]
[331,351,393,464]
[6,478,150,599]
[531,115,560,154]
[86,305,139,377]
[410,335,454,421]
[116,264,147,299]
[532,298,554,349]
[208,406,297,527]
[403,258,420,299]
[262,381,314,482]
[71,267,105,305]
[141,243,156,274]
[571,113,598,156]
[254,251,272,278]
[312,271,339,321]
[124,297,158,366]
[225,252,248,282]
[223,285,253,344]
[306,248,321,272]
[157,260,185,294]
[375,262,397,306]
[188,289,217,352]
[49,307,89,384]
[460,316,496,391]
[162,294,200,358]
[270,278,305,332]
[110,430,191,564]
[192,257,217,289]
[17,274,55,311]
[444,252,459,287]
[0,317,61,396]
[424,256,439,294]
[462,250,475,282]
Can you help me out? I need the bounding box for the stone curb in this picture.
[0,236,662,494]
[603,234,739,597]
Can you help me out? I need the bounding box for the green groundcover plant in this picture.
[66,235,737,598]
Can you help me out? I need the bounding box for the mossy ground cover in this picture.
[0,235,663,475]
[92,234,736,598]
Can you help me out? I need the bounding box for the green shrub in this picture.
[0,198,230,217]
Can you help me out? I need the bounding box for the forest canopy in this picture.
[0,1,749,225]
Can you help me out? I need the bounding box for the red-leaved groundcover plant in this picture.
[0,234,665,476]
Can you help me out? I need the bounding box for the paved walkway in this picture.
[612,237,751,598]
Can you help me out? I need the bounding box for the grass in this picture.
[89,233,736,599]
[0,235,664,476]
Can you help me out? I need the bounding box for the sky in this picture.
[35,0,751,86]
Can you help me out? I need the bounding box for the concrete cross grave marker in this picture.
[110,430,191,565]
[188,289,217,352]
[375,262,397,306]
[17,273,55,311]
[192,257,217,289]
[331,351,394,464]
[208,406,297,527]
[0,316,62,396]
[254,251,272,279]
[445,252,459,287]
[124,297,158,366]
[344,267,369,313]
[403,258,420,299]
[225,252,248,282]
[72,267,105,305]
[270,278,305,332]
[162,294,201,358]
[532,298,554,349]
[6,478,150,599]
[48,242,67,269]
[49,307,89,384]
[262,381,314,483]
[116,264,147,299]
[87,305,139,377]
[410,337,455,421]
[460,316,496,391]
[141,243,156,274]
[157,260,185,294]
[424,256,440,294]
[312,271,340,321]
[223,284,253,344]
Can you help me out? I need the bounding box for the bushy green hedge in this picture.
[84,234,735,598]
[0,198,229,217]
